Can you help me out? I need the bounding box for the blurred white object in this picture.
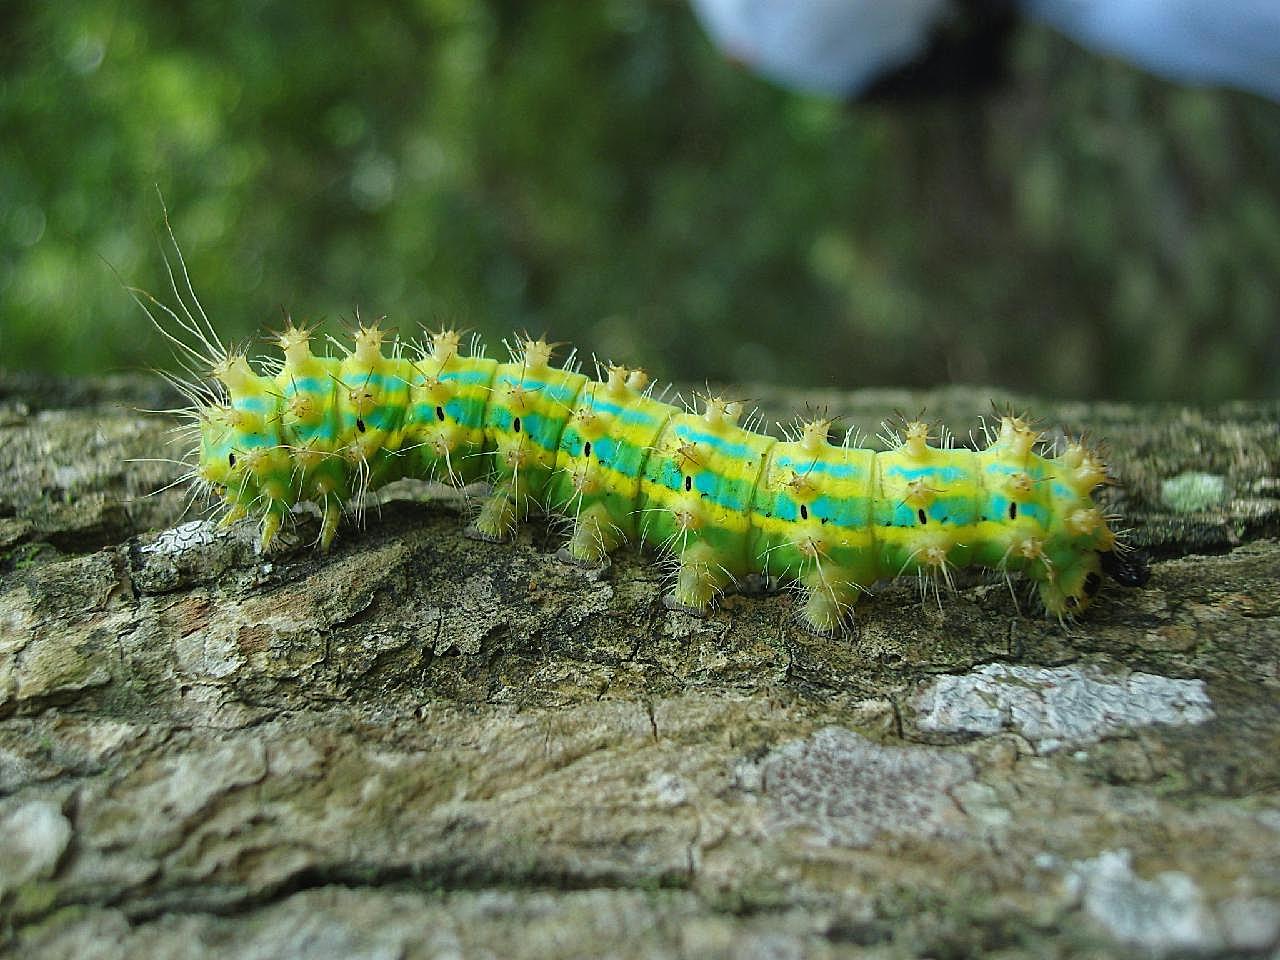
[690,0,1280,100]
[1025,0,1280,100]
[690,0,950,94]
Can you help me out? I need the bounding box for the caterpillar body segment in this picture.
[638,399,775,613]
[472,341,590,542]
[546,366,675,568]
[181,325,1125,635]
[750,424,878,634]
[403,331,499,490]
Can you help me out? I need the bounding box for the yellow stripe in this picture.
[750,513,876,550]
[637,478,756,534]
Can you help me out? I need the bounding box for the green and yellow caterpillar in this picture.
[146,269,1136,635]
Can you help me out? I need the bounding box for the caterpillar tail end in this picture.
[1037,551,1104,617]
[1100,548,1151,588]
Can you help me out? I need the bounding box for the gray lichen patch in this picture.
[912,664,1214,751]
[81,737,269,857]
[131,518,266,594]
[741,726,975,847]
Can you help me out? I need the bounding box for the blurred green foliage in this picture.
[2,0,1278,400]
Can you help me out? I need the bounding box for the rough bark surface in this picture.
[1,372,1278,959]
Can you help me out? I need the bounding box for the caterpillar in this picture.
[135,238,1143,637]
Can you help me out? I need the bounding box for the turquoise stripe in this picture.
[982,462,1047,479]
[546,383,579,405]
[590,435,620,465]
[885,464,966,482]
[293,421,336,443]
[983,495,1047,524]
[340,402,403,433]
[368,403,404,432]
[696,470,752,511]
[880,493,977,527]
[562,429,647,476]
[496,373,546,391]
[283,376,327,396]
[810,493,870,526]
[581,397,660,427]
[486,407,564,451]
[888,502,919,526]
[762,492,801,523]
[235,431,277,450]
[603,436,650,475]
[440,369,492,386]
[234,396,275,414]
[673,423,756,461]
[446,396,487,427]
[559,425,583,451]
[772,454,864,479]
[929,494,976,524]
[652,455,752,513]
[486,405,512,431]
[496,374,581,408]
[920,494,975,524]
[523,411,566,450]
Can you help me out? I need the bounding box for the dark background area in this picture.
[2,0,1278,400]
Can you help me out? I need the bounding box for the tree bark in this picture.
[2,372,1278,958]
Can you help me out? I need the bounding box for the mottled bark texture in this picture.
[1,372,1278,959]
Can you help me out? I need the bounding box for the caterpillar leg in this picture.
[797,565,861,638]
[217,502,249,529]
[557,502,622,569]
[258,504,286,553]
[663,542,733,616]
[468,482,519,543]
[319,495,342,553]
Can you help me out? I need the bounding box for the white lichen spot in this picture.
[646,771,689,808]
[950,780,1011,830]
[174,625,245,679]
[83,719,142,762]
[141,519,223,556]
[0,799,72,894]
[747,726,974,847]
[1160,471,1227,513]
[913,664,1213,752]
[1256,809,1280,834]
[1065,850,1237,956]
